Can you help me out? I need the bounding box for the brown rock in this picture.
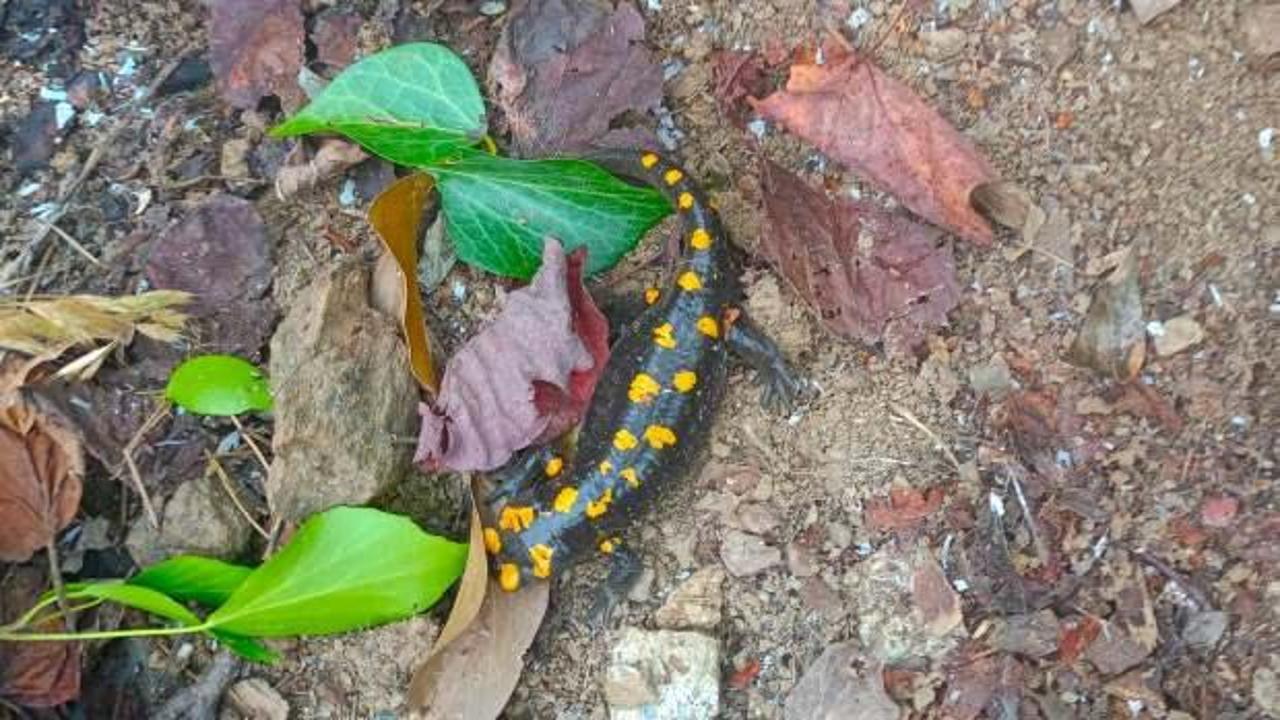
[126,476,253,566]
[719,530,781,577]
[224,678,288,720]
[653,567,725,631]
[267,262,419,521]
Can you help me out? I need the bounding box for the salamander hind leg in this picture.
[726,311,813,414]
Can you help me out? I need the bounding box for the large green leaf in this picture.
[66,582,202,628]
[211,630,279,664]
[166,354,273,416]
[206,507,467,637]
[130,556,253,609]
[429,152,671,279]
[271,43,485,166]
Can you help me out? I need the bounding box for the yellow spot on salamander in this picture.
[628,373,661,404]
[696,315,720,339]
[653,322,677,349]
[544,456,564,477]
[640,152,659,169]
[644,287,661,305]
[663,168,684,186]
[553,486,578,513]
[483,527,502,555]
[673,370,697,393]
[690,228,712,250]
[499,563,520,591]
[599,538,616,554]
[498,505,535,532]
[529,544,554,578]
[613,428,638,451]
[586,488,614,519]
[677,271,702,292]
[677,192,695,210]
[599,459,614,475]
[643,424,678,449]
[620,467,639,488]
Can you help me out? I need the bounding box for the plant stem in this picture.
[0,622,209,643]
[44,539,73,630]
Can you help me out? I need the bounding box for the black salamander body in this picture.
[484,150,795,595]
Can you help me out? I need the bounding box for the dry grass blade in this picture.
[0,290,192,358]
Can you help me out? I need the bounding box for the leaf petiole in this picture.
[0,621,211,643]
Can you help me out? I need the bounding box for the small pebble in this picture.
[479,0,507,15]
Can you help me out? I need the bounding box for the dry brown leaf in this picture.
[275,138,369,200]
[913,549,962,637]
[1068,249,1145,379]
[0,390,83,562]
[0,291,191,359]
[0,566,81,707]
[753,51,996,246]
[368,172,439,393]
[759,160,960,353]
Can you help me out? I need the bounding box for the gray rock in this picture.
[1130,0,1182,24]
[1254,666,1280,716]
[654,567,725,631]
[736,502,782,535]
[267,262,419,521]
[921,28,968,62]
[987,610,1060,658]
[1152,314,1204,357]
[223,678,288,720]
[719,529,782,577]
[127,476,253,566]
[968,354,1015,398]
[785,542,820,578]
[605,628,720,720]
[843,549,957,663]
[1181,610,1228,653]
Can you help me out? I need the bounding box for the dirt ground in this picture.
[1,0,1276,718]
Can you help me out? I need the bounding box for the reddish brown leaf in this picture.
[752,53,997,245]
[1057,615,1101,663]
[759,160,960,353]
[1068,250,1145,380]
[414,240,609,472]
[0,391,83,562]
[0,568,80,707]
[1108,381,1182,431]
[865,485,945,532]
[913,551,963,636]
[728,658,762,690]
[712,51,769,130]
[489,0,662,156]
[1200,495,1240,528]
[209,0,305,110]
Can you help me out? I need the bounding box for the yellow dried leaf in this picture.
[0,291,192,359]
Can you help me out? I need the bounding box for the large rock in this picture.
[267,262,419,520]
[604,628,719,720]
[653,567,725,631]
[126,476,253,566]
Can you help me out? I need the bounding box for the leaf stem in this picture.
[0,622,209,643]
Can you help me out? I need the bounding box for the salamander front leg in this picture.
[484,444,570,507]
[581,542,643,631]
[726,312,812,413]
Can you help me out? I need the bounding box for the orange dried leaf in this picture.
[0,391,83,562]
[368,172,439,394]
[753,53,997,246]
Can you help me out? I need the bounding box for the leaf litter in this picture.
[489,0,663,155]
[415,238,608,472]
[753,47,997,246]
[759,159,960,353]
[0,389,84,562]
[0,566,81,708]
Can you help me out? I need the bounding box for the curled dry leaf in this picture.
[1068,249,1145,379]
[0,390,84,562]
[0,566,81,707]
[753,51,996,246]
[489,0,662,155]
[414,239,608,472]
[783,641,899,720]
[368,172,439,392]
[209,0,305,110]
[275,138,369,200]
[759,160,960,353]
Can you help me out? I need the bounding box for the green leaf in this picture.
[130,556,253,609]
[428,151,671,279]
[211,630,279,664]
[206,507,467,637]
[66,582,202,628]
[271,43,485,166]
[166,354,273,416]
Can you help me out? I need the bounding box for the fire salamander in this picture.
[482,150,807,618]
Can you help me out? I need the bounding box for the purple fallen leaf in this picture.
[415,240,608,472]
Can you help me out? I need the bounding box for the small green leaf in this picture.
[130,556,253,609]
[66,582,202,628]
[271,43,485,166]
[206,507,467,637]
[429,151,671,279]
[211,630,279,664]
[166,355,272,416]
